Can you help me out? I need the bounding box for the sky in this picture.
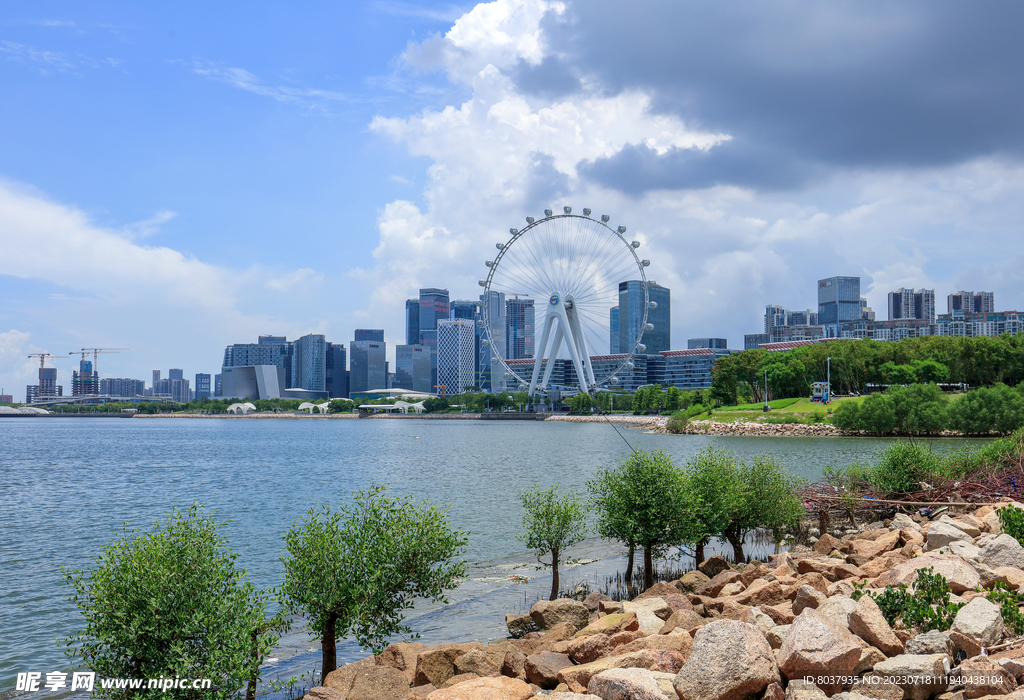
[1,0,1023,395]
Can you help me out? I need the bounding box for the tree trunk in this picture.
[695,538,707,566]
[246,629,259,700]
[322,613,338,678]
[643,546,654,591]
[724,528,745,563]
[549,549,560,601]
[624,544,635,587]
[818,509,829,535]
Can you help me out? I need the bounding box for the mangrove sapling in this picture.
[679,448,744,565]
[280,485,468,676]
[61,505,275,700]
[589,449,694,589]
[518,484,588,601]
[728,454,806,560]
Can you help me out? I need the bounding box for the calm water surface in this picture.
[0,417,985,693]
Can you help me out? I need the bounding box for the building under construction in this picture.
[72,360,100,396]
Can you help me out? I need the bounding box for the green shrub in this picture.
[948,384,1024,436]
[986,583,1024,636]
[868,441,938,493]
[998,505,1024,546]
[665,410,689,433]
[854,567,963,632]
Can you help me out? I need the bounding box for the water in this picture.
[0,417,984,693]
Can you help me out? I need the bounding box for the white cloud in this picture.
[265,268,324,292]
[360,0,1024,350]
[191,62,352,107]
[0,330,37,398]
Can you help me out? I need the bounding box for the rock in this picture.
[424,676,535,700]
[948,630,984,660]
[850,530,902,560]
[507,614,540,639]
[952,597,1007,647]
[893,513,921,531]
[873,553,981,594]
[860,555,904,578]
[827,580,858,598]
[792,585,827,615]
[855,646,887,673]
[676,570,711,593]
[978,535,1024,571]
[556,650,663,691]
[744,606,778,635]
[765,625,790,650]
[635,581,681,601]
[777,609,862,691]
[501,649,527,679]
[347,665,411,700]
[658,609,707,635]
[741,564,771,586]
[567,634,613,664]
[872,654,949,700]
[530,599,591,631]
[454,650,499,678]
[906,630,953,656]
[764,682,786,700]
[617,633,693,665]
[629,596,674,621]
[762,604,797,626]
[587,668,667,700]
[524,652,573,689]
[379,644,430,684]
[304,687,345,700]
[848,674,904,700]
[697,569,745,597]
[849,595,905,656]
[784,679,828,699]
[926,521,976,551]
[599,600,624,614]
[939,514,983,538]
[698,555,732,578]
[796,558,866,582]
[440,674,479,689]
[719,582,744,596]
[414,645,482,688]
[736,579,786,607]
[583,592,612,612]
[960,656,1017,698]
[324,656,377,693]
[811,597,860,630]
[814,533,842,554]
[545,694,601,700]
[992,567,1024,592]
[533,623,579,652]
[622,601,667,635]
[946,540,982,562]
[574,612,639,638]
[672,620,780,700]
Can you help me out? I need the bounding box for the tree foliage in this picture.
[61,505,275,700]
[518,485,588,600]
[948,383,1024,435]
[569,392,593,414]
[279,485,468,675]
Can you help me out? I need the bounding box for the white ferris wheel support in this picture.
[479,206,652,399]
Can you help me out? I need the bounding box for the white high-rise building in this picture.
[437,319,477,395]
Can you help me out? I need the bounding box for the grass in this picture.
[717,397,802,412]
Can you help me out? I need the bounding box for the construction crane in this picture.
[69,348,128,375]
[27,353,65,369]
[434,384,447,398]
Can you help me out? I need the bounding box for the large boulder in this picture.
[792,585,827,615]
[574,612,639,638]
[424,676,535,699]
[872,553,981,594]
[848,595,905,656]
[871,654,948,700]
[323,656,377,693]
[530,599,591,631]
[583,592,613,612]
[506,613,540,638]
[587,668,667,700]
[672,619,780,700]
[978,534,1024,571]
[622,601,669,634]
[849,530,902,560]
[698,555,732,578]
[567,633,614,664]
[659,608,707,635]
[414,645,483,687]
[735,579,786,607]
[925,521,975,551]
[617,630,693,663]
[635,581,682,600]
[556,650,664,691]
[905,630,953,656]
[952,596,1007,647]
[697,569,745,597]
[524,652,573,689]
[777,609,862,690]
[346,665,410,700]
[784,679,827,699]
[816,596,859,628]
[960,656,1018,698]
[454,650,499,678]
[676,570,711,593]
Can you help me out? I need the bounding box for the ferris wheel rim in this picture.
[479,210,649,392]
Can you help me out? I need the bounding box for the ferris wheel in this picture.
[478,206,654,397]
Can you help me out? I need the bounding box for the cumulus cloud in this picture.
[0,330,38,397]
[361,0,1024,351]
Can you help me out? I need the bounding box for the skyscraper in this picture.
[437,319,477,394]
[418,288,449,387]
[405,299,420,345]
[349,331,386,394]
[194,373,211,400]
[609,306,620,354]
[72,360,99,396]
[888,288,936,323]
[688,338,728,350]
[948,291,995,314]
[618,281,670,353]
[506,297,535,360]
[291,334,327,391]
[222,336,294,388]
[395,344,433,393]
[450,300,478,320]
[478,290,506,393]
[354,329,385,342]
[26,367,63,403]
[152,369,161,392]
[818,276,861,335]
[325,342,349,398]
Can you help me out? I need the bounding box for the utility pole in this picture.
[827,356,831,402]
[764,368,769,411]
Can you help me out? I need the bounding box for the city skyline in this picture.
[3,1,1024,390]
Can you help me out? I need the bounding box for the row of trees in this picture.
[710,334,1024,405]
[521,448,806,598]
[832,382,1024,435]
[62,488,468,698]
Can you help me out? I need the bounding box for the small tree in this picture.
[280,485,468,676]
[589,450,693,590]
[519,485,588,600]
[728,454,806,559]
[680,448,744,565]
[569,392,593,414]
[62,505,275,700]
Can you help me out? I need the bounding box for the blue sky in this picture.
[2,0,1023,394]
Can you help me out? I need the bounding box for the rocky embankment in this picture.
[303,501,1024,700]
[548,414,848,436]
